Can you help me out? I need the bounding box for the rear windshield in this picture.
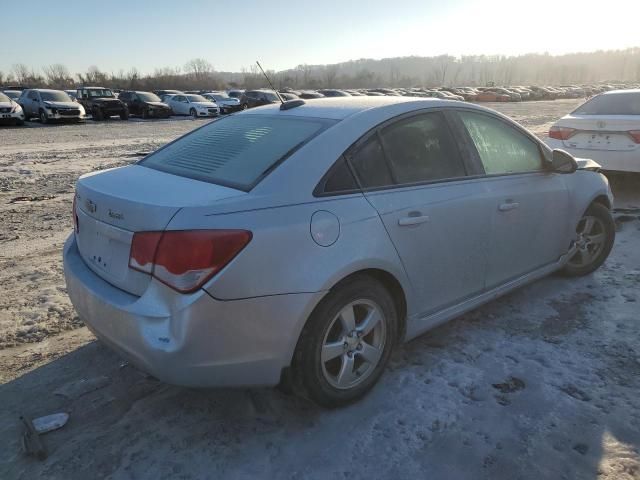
[573,92,640,115]
[140,114,336,190]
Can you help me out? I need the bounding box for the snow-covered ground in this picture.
[0,100,639,479]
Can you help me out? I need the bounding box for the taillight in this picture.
[549,126,576,140]
[628,130,640,144]
[72,194,79,233]
[129,230,252,293]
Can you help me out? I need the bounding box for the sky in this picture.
[2,0,639,76]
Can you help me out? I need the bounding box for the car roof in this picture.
[32,88,66,93]
[241,96,457,120]
[601,89,640,95]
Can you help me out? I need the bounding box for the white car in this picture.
[163,94,219,118]
[202,92,242,114]
[0,91,25,125]
[547,89,640,173]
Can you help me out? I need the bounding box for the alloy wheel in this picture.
[321,299,386,390]
[567,215,607,268]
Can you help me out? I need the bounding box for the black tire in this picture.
[290,275,398,408]
[39,109,48,124]
[190,108,197,118]
[93,108,103,121]
[15,119,24,126]
[561,202,615,277]
[20,106,29,121]
[120,109,129,120]
[141,108,148,119]
[242,103,248,110]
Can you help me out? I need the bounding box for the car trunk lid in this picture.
[74,165,245,295]
[558,115,640,151]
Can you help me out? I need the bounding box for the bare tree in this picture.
[324,65,339,88]
[12,64,32,85]
[43,64,73,89]
[184,58,213,81]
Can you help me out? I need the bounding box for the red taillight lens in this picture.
[628,130,640,144]
[128,230,252,293]
[72,194,79,233]
[549,126,576,140]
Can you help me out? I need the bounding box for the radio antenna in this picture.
[256,61,284,105]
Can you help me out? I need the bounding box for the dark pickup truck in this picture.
[77,87,128,120]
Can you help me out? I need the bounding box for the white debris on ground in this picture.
[0,101,639,479]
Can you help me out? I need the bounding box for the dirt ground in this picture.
[1,100,639,479]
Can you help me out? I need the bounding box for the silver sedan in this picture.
[64,97,615,407]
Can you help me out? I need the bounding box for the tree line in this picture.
[2,48,639,92]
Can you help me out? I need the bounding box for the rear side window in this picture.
[319,156,358,194]
[141,114,335,190]
[458,111,543,175]
[572,92,640,115]
[348,136,394,188]
[379,112,466,184]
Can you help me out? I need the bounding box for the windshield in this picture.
[207,93,229,100]
[0,93,10,103]
[140,114,336,190]
[185,94,207,102]
[4,91,20,100]
[41,91,73,102]
[572,92,640,115]
[138,92,162,102]
[87,89,114,98]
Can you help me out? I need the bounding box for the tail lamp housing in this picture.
[129,230,252,293]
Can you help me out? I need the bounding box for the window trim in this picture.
[452,107,553,178]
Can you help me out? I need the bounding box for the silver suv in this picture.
[19,89,85,123]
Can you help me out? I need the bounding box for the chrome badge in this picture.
[85,199,97,213]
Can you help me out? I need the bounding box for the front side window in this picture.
[141,115,335,190]
[458,111,543,175]
[379,112,466,184]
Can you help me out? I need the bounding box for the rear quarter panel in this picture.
[166,195,417,314]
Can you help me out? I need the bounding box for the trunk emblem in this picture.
[108,209,124,220]
[85,199,97,213]
[597,121,606,128]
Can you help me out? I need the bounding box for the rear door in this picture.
[349,110,492,317]
[455,109,571,289]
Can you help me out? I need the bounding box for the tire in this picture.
[291,275,398,407]
[141,108,148,119]
[242,103,248,110]
[39,109,48,124]
[15,119,24,126]
[120,109,129,120]
[190,108,197,118]
[93,108,103,121]
[561,202,615,277]
[20,106,28,121]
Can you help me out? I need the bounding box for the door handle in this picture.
[398,213,430,226]
[498,202,520,212]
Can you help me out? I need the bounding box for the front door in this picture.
[456,110,570,288]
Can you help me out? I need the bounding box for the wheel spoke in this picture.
[358,308,382,337]
[582,217,595,235]
[339,305,356,332]
[587,233,605,245]
[322,341,345,363]
[336,355,356,387]
[359,342,382,365]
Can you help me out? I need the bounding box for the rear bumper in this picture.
[546,138,640,173]
[63,234,324,387]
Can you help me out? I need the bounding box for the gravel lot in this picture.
[1,100,639,479]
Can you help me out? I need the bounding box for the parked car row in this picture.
[0,87,241,125]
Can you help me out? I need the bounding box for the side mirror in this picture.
[551,149,578,174]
